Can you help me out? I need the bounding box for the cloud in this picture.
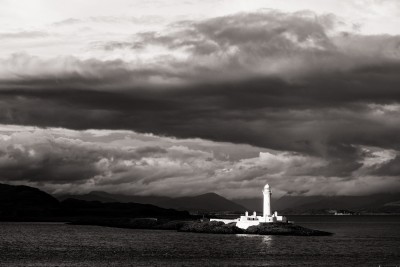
[0,125,399,198]
[0,31,50,39]
[1,72,400,155]
[372,156,400,176]
[52,16,165,27]
[1,10,400,87]
[0,9,400,196]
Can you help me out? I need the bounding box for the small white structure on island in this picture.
[210,183,287,229]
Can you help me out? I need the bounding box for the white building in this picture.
[210,183,287,229]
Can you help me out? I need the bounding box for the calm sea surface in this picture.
[0,216,399,266]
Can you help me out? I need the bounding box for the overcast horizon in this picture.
[1,0,400,198]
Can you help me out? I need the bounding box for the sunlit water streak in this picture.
[0,216,399,266]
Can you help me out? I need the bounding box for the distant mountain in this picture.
[57,192,246,212]
[58,192,120,203]
[89,191,171,206]
[234,193,400,214]
[0,183,60,218]
[232,198,263,212]
[60,198,189,218]
[0,183,190,220]
[230,197,302,212]
[158,193,247,212]
[57,191,171,205]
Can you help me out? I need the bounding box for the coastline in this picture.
[68,219,333,236]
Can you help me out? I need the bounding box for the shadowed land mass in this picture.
[0,183,332,236]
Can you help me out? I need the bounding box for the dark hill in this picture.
[57,192,119,203]
[57,191,246,212]
[0,183,190,220]
[0,183,60,218]
[60,198,189,218]
[57,191,170,206]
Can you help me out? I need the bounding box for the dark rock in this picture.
[245,222,333,236]
[178,221,244,234]
[155,220,188,230]
[176,221,332,236]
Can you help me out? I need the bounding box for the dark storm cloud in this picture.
[373,156,400,176]
[0,125,398,197]
[1,10,400,186]
[1,66,400,141]
[1,67,400,180]
[0,53,182,88]
[0,131,167,184]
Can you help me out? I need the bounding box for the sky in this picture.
[1,0,400,198]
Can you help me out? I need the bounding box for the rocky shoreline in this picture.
[69,219,333,236]
[179,221,333,236]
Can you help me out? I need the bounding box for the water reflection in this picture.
[235,234,274,247]
[235,234,259,238]
[1,220,399,267]
[261,235,273,247]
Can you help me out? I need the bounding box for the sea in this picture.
[0,216,399,266]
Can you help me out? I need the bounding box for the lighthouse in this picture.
[210,183,287,229]
[263,183,272,217]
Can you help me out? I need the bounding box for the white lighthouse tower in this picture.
[210,182,287,229]
[263,183,272,217]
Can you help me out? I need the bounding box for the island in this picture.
[0,183,332,236]
[68,218,332,236]
[68,183,333,236]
